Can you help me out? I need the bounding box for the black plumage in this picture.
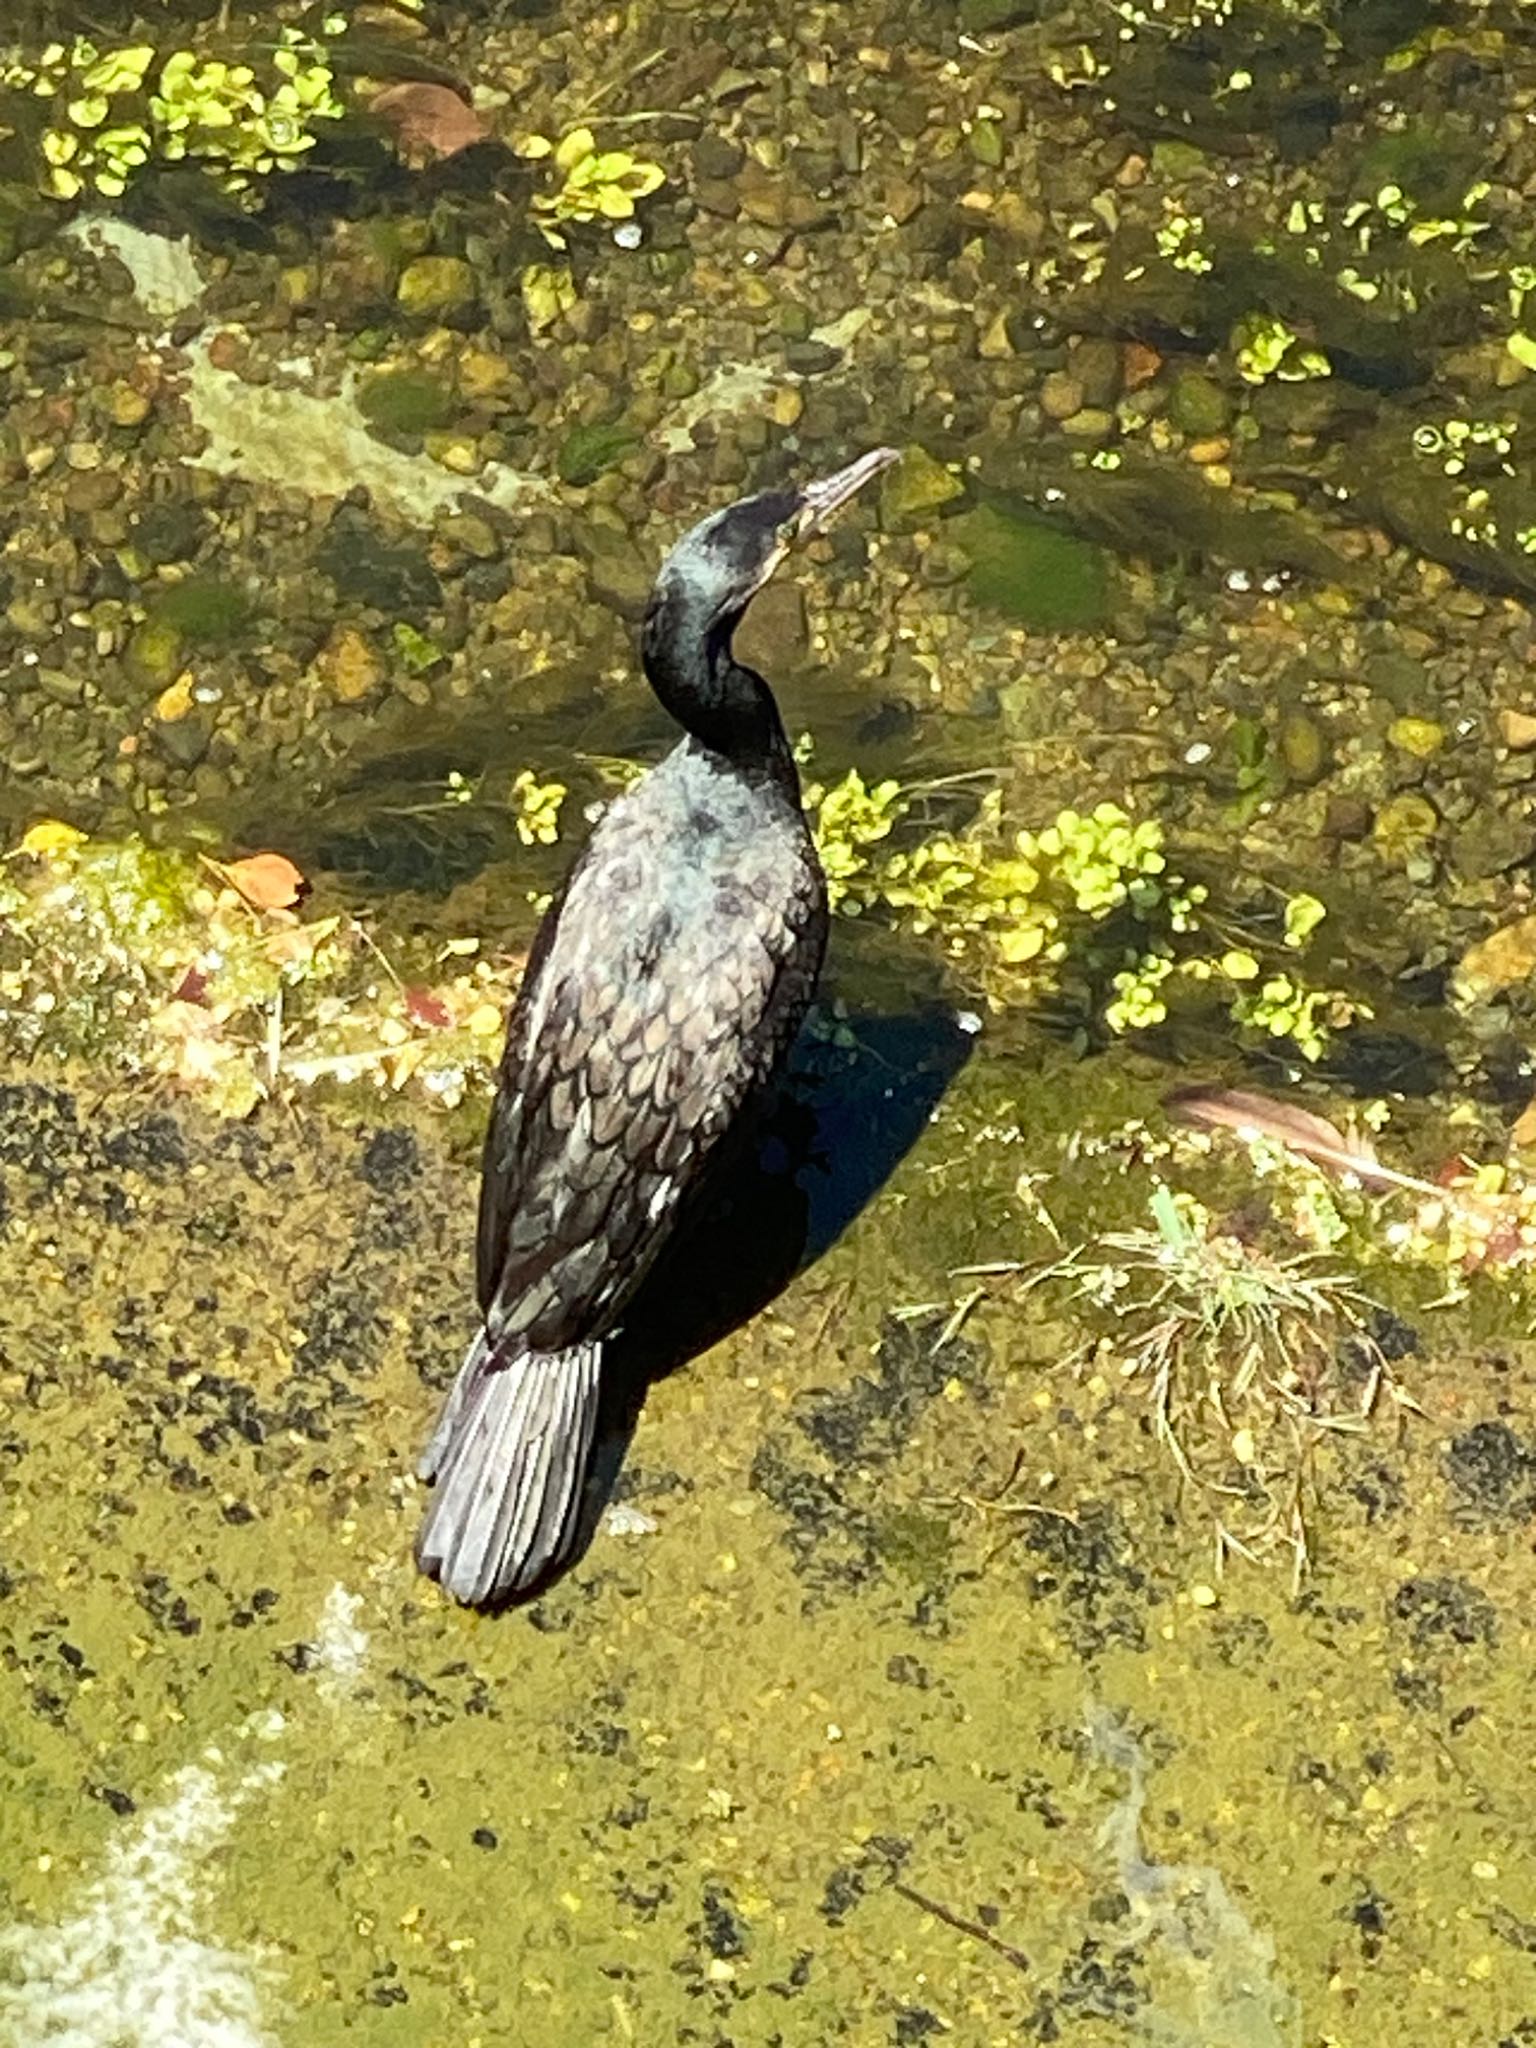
[416,447,898,1606]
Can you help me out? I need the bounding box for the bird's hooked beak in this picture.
[793,445,901,541]
[731,448,900,617]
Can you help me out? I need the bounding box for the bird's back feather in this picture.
[476,740,826,1353]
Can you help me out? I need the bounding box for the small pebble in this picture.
[1498,707,1536,752]
[1388,716,1446,760]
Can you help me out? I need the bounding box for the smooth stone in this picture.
[1278,710,1328,785]
[1453,813,1536,881]
[1071,337,1122,408]
[1456,914,1536,1002]
[734,581,808,673]
[784,339,841,376]
[582,529,654,621]
[396,256,478,321]
[692,133,745,180]
[1040,370,1083,422]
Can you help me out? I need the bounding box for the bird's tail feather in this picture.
[416,1329,602,1607]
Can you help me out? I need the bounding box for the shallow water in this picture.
[5,2,1536,2043]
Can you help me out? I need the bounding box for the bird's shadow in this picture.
[534,1003,978,1599]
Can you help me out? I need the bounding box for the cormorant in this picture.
[416,446,899,1607]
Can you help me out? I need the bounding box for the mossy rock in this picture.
[357,369,459,437]
[880,445,965,530]
[959,503,1111,631]
[1169,369,1232,438]
[555,420,638,488]
[395,256,478,323]
[149,575,252,647]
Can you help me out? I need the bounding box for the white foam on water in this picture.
[0,1717,286,2048]
[1088,1706,1302,2048]
[311,1582,370,1704]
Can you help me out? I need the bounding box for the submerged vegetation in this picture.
[3,28,346,201]
[986,1181,1392,1582]
[805,763,1365,1059]
[0,822,521,1117]
[0,749,1363,1117]
[518,125,666,248]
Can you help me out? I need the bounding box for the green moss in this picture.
[555,419,638,488]
[873,1504,956,1581]
[150,574,252,647]
[357,369,458,436]
[959,503,1112,631]
[125,616,184,690]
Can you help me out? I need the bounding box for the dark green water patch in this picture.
[959,503,1112,631]
[148,573,254,648]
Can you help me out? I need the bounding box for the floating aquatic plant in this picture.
[517,126,665,249]
[1231,313,1330,385]
[510,771,566,847]
[800,758,1366,1060]
[4,26,345,202]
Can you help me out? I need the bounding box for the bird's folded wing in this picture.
[475,870,822,1354]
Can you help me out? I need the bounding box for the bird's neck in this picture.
[641,601,794,783]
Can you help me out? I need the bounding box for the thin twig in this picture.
[893,1880,1030,1976]
[266,986,283,1091]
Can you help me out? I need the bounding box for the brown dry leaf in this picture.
[222,852,308,913]
[369,81,489,165]
[1122,340,1163,391]
[405,984,453,1029]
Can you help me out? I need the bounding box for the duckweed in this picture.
[517,127,666,250]
[803,765,1365,1059]
[5,28,345,203]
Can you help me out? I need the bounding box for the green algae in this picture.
[3,1057,1536,2045]
[148,572,253,648]
[959,502,1112,631]
[555,418,639,488]
[356,368,459,438]
[8,2,1536,2042]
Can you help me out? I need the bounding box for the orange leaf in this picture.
[369,81,489,166]
[223,852,308,912]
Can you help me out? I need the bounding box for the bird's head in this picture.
[647,446,900,641]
